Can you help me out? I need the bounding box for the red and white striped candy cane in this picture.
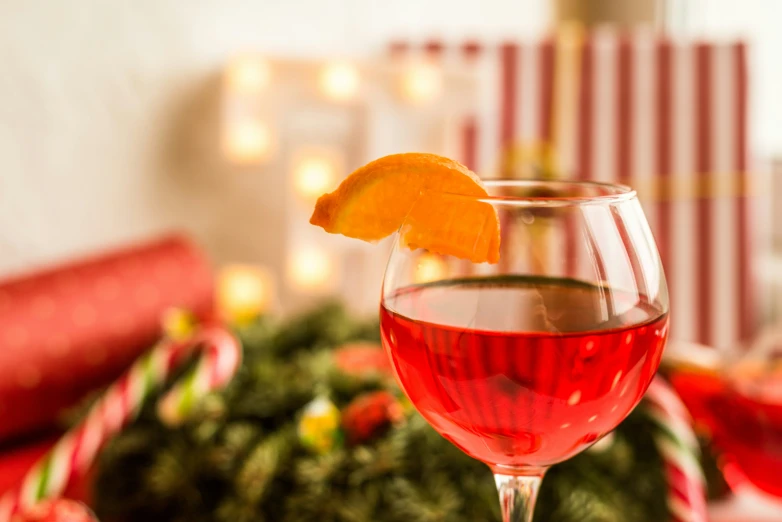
[645,376,709,522]
[0,325,241,522]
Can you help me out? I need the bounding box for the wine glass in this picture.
[380,180,669,521]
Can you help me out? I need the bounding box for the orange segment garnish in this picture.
[310,152,500,263]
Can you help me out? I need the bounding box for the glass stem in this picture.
[494,469,545,522]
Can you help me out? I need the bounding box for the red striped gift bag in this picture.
[389,31,755,350]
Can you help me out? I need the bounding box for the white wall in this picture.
[0,0,549,280]
[2,0,779,294]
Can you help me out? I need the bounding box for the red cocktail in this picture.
[382,275,668,468]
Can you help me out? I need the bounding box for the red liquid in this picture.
[380,276,668,470]
[670,370,782,497]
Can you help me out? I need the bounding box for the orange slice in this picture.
[310,152,500,263]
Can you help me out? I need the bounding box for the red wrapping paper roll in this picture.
[0,234,214,443]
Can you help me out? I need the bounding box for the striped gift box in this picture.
[390,30,755,349]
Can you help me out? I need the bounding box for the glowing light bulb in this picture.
[223,120,274,164]
[225,56,271,94]
[401,62,443,104]
[319,61,361,102]
[288,247,334,290]
[294,154,338,200]
[414,253,448,284]
[217,264,275,322]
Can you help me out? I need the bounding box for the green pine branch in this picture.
[94,301,697,522]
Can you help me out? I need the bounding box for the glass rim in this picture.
[437,179,637,207]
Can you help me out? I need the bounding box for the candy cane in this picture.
[0,325,241,522]
[645,377,709,522]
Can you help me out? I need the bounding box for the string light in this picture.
[400,61,443,104]
[225,56,271,94]
[217,264,276,323]
[414,253,448,284]
[222,120,274,164]
[293,152,339,201]
[288,247,334,291]
[319,61,361,102]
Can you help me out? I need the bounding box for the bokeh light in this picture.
[293,154,338,200]
[225,56,272,94]
[400,61,443,104]
[222,120,274,164]
[414,253,448,284]
[288,247,334,290]
[319,61,361,102]
[217,264,275,322]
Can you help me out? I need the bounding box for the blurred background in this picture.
[2,0,781,322]
[2,1,782,521]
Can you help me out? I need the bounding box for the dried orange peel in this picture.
[310,153,500,263]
